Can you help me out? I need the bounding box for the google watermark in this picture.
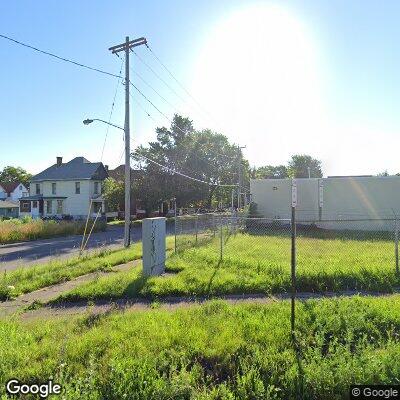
[350,385,400,399]
[6,379,61,398]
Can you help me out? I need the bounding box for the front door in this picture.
[31,201,39,217]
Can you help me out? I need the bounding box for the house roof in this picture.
[108,165,143,182]
[31,157,108,182]
[0,200,19,209]
[0,182,20,193]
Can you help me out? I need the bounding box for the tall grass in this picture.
[2,296,400,399]
[57,232,400,303]
[0,217,107,244]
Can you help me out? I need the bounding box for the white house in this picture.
[250,175,400,231]
[19,156,108,219]
[0,182,29,202]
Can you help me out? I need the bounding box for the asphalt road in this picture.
[0,225,142,272]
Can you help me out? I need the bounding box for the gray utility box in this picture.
[142,217,166,276]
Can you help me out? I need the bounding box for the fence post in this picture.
[195,214,198,245]
[212,214,216,237]
[291,205,296,335]
[395,219,399,275]
[174,199,177,254]
[220,216,223,261]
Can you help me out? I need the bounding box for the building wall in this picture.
[250,176,400,230]
[29,179,104,218]
[43,180,92,217]
[0,207,19,218]
[9,184,29,202]
[250,178,320,220]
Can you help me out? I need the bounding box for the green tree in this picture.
[0,166,32,186]
[102,178,124,212]
[133,114,242,213]
[288,154,322,178]
[252,165,288,179]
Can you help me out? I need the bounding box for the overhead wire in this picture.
[132,151,235,188]
[0,33,122,79]
[100,57,124,161]
[130,48,188,105]
[128,78,238,173]
[145,44,219,126]
[130,67,180,114]
[132,45,245,163]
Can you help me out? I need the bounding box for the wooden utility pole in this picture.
[109,36,147,247]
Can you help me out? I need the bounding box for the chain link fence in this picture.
[169,210,400,333]
[173,213,292,264]
[172,212,400,281]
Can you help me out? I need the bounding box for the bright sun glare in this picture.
[191,4,327,167]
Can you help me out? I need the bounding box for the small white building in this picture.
[20,157,108,219]
[0,182,29,202]
[250,175,400,230]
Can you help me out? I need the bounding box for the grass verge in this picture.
[0,237,176,301]
[2,296,400,399]
[0,245,142,301]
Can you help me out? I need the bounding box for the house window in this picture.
[75,182,80,194]
[35,184,40,195]
[46,200,52,214]
[94,182,100,195]
[57,200,63,214]
[20,201,30,212]
[32,201,38,208]
[52,183,56,195]
[19,185,22,190]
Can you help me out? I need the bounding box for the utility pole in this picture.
[109,36,147,248]
[237,145,246,210]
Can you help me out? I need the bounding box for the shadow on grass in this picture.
[122,273,150,298]
[206,258,223,296]
[244,221,395,242]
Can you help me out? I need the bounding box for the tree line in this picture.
[103,114,324,214]
[1,114,325,214]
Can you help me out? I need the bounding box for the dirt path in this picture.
[20,290,400,321]
[0,260,141,317]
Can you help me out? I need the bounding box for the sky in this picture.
[0,0,399,177]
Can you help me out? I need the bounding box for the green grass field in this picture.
[55,232,399,303]
[2,295,400,399]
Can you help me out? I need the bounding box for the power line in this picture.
[129,92,161,125]
[0,33,122,79]
[128,81,239,169]
[130,48,188,105]
[130,67,180,114]
[132,151,235,187]
[146,44,219,125]
[129,80,192,140]
[100,57,124,161]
